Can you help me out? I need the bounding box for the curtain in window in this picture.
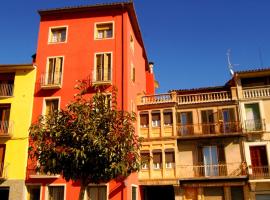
[46,100,59,116]
[87,186,106,200]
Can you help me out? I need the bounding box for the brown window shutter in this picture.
[218,145,226,163]
[165,152,175,163]
[153,152,162,163]
[197,146,203,164]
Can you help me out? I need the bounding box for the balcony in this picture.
[0,83,14,97]
[243,87,270,99]
[140,93,175,105]
[0,121,13,138]
[28,168,60,179]
[177,91,231,105]
[244,119,265,132]
[139,163,245,183]
[178,163,246,180]
[177,121,242,139]
[138,91,232,106]
[249,166,270,179]
[40,72,62,89]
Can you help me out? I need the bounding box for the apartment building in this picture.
[25,2,155,200]
[137,84,250,199]
[234,68,270,200]
[0,64,35,200]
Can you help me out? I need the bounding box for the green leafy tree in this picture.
[28,81,141,200]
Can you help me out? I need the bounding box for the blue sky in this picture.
[1,0,270,93]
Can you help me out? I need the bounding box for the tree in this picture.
[28,81,141,200]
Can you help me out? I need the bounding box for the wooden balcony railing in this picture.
[244,119,265,132]
[177,91,231,104]
[40,72,62,88]
[243,87,270,99]
[249,166,270,179]
[177,121,242,137]
[0,83,14,97]
[141,93,175,104]
[0,121,13,137]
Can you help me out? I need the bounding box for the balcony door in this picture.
[0,145,6,177]
[250,146,268,177]
[201,110,215,134]
[203,146,218,176]
[47,57,63,85]
[220,108,236,133]
[178,112,193,135]
[245,103,261,131]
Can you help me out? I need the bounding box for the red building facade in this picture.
[26,2,155,200]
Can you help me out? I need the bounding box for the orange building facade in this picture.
[25,2,155,200]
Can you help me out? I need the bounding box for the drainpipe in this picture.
[121,3,124,111]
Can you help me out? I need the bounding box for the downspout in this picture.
[121,3,125,111]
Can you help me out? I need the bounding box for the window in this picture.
[140,113,149,128]
[153,151,162,169]
[131,186,138,200]
[177,112,193,135]
[95,53,112,82]
[244,103,262,131]
[152,111,160,127]
[249,146,268,177]
[104,94,111,109]
[0,104,10,134]
[44,57,63,86]
[201,110,215,134]
[0,187,9,200]
[0,145,6,177]
[86,186,107,200]
[141,151,150,169]
[130,35,134,52]
[0,73,14,97]
[165,150,175,168]
[49,27,67,43]
[219,108,236,133]
[164,110,173,126]
[131,63,135,82]
[95,23,113,39]
[48,186,64,200]
[45,99,59,116]
[27,185,41,200]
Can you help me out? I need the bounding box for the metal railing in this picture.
[244,119,265,132]
[177,121,242,137]
[0,83,13,97]
[249,166,270,179]
[0,121,13,136]
[40,72,62,87]
[243,87,270,99]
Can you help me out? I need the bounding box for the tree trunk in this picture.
[78,182,87,200]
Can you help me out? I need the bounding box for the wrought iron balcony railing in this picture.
[249,165,270,179]
[244,119,265,132]
[177,121,242,137]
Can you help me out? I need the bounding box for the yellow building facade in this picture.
[0,64,35,200]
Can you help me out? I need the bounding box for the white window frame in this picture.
[94,21,114,40]
[131,184,138,200]
[48,26,68,44]
[94,52,113,83]
[26,184,42,200]
[45,56,65,87]
[45,184,66,200]
[84,183,109,200]
[42,97,61,116]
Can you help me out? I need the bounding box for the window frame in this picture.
[94,52,113,83]
[45,184,66,200]
[94,21,114,40]
[42,97,61,116]
[48,26,68,44]
[85,184,108,200]
[26,184,42,200]
[45,56,65,87]
[131,185,138,200]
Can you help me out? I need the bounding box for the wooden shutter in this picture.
[153,152,162,163]
[54,57,62,84]
[164,112,172,125]
[218,145,226,163]
[140,114,149,127]
[165,151,175,163]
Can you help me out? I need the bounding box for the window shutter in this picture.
[140,114,148,126]
[197,146,203,164]
[153,152,162,163]
[164,112,172,125]
[229,108,235,122]
[187,112,193,124]
[152,113,160,121]
[218,145,226,163]
[165,152,175,163]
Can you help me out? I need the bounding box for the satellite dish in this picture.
[226,49,239,76]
